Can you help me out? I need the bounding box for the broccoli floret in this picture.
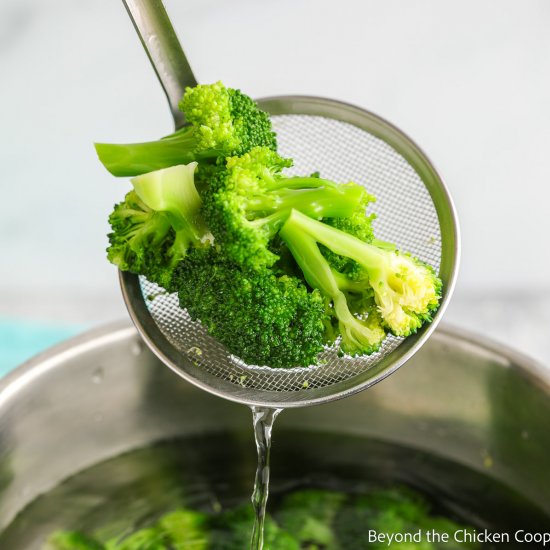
[43,488,480,550]
[107,191,174,289]
[334,488,480,550]
[45,531,104,550]
[107,163,211,290]
[173,247,328,368]
[105,527,166,550]
[276,489,346,548]
[209,504,299,550]
[202,146,369,270]
[158,509,210,549]
[95,82,276,177]
[280,209,441,353]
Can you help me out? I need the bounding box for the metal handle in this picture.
[122,0,198,129]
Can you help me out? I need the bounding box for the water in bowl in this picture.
[0,429,547,549]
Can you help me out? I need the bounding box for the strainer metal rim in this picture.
[119,94,460,408]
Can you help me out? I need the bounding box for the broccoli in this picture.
[45,531,104,550]
[280,209,441,354]
[107,163,211,290]
[173,247,328,368]
[101,80,442,367]
[158,509,210,550]
[95,82,276,177]
[105,528,166,550]
[334,488,480,550]
[202,146,369,271]
[275,489,346,548]
[43,487,481,550]
[209,504,299,550]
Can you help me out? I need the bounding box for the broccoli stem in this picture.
[282,209,389,277]
[266,176,339,191]
[280,216,385,354]
[244,184,367,249]
[246,184,366,220]
[95,129,217,177]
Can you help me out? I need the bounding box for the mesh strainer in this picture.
[119,0,459,408]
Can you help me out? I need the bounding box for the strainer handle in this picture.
[122,0,198,129]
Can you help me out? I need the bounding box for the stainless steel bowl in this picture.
[0,322,549,532]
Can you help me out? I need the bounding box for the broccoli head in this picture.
[95,82,276,177]
[209,504,299,550]
[334,488,480,550]
[105,528,166,550]
[157,509,209,550]
[43,487,480,550]
[45,531,104,550]
[173,247,328,368]
[280,209,441,354]
[275,489,346,548]
[107,163,211,290]
[202,146,369,271]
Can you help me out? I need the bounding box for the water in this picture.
[249,407,282,550]
[0,431,547,549]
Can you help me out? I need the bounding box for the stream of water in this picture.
[249,406,282,550]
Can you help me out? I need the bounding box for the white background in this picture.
[1,0,549,363]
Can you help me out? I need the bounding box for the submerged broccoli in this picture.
[95,82,276,177]
[280,209,441,354]
[202,146,369,270]
[45,532,104,550]
[157,509,209,550]
[44,487,479,550]
[335,488,480,550]
[276,489,346,548]
[209,504,299,550]
[107,163,211,290]
[173,247,327,368]
[105,528,166,550]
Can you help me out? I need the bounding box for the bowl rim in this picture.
[1,321,548,407]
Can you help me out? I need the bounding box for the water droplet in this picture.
[91,367,104,384]
[131,342,143,356]
[481,449,493,469]
[212,500,222,513]
[521,430,529,440]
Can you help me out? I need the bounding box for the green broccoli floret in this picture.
[107,163,211,290]
[45,531,104,550]
[280,209,441,354]
[158,509,210,549]
[95,82,276,176]
[105,527,166,550]
[209,504,299,550]
[202,146,369,270]
[43,488,481,550]
[173,247,328,368]
[276,489,346,548]
[334,488,480,550]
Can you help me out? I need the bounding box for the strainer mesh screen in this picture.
[140,114,441,392]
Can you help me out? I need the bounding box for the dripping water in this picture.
[249,406,282,550]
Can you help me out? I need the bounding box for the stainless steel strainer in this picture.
[119,0,459,408]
